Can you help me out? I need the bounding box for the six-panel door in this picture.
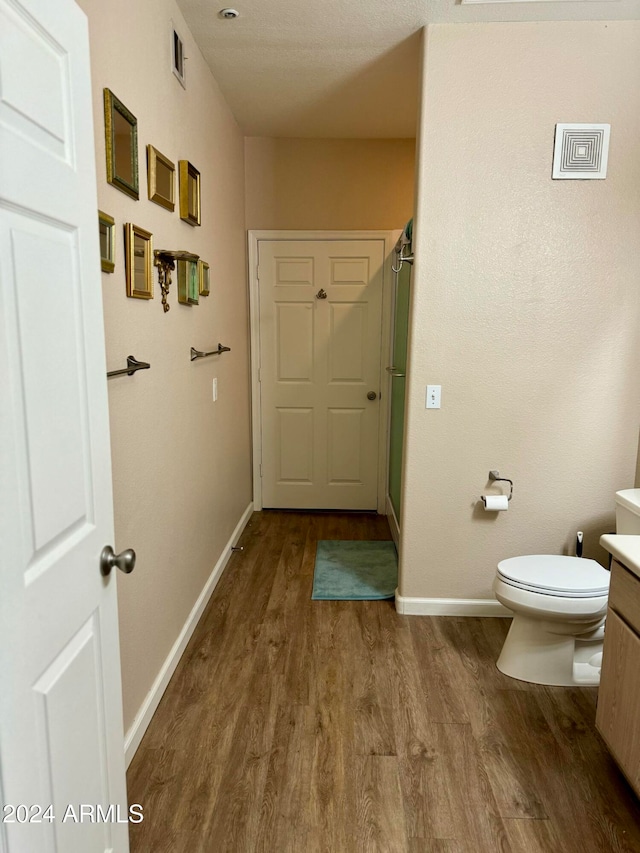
[0,1,130,850]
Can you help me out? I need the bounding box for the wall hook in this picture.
[392,245,414,274]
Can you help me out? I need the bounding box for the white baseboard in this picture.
[385,494,400,549]
[124,501,254,767]
[395,592,511,617]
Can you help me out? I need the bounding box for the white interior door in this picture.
[258,239,385,510]
[0,1,130,851]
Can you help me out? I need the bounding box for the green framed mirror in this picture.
[177,258,199,305]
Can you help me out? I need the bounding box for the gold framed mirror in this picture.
[178,160,201,226]
[199,260,210,296]
[98,211,115,273]
[104,89,139,199]
[125,223,153,299]
[147,145,175,211]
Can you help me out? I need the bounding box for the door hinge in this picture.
[256,265,260,281]
[257,367,261,382]
[259,463,262,477]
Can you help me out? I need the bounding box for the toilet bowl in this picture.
[493,555,610,686]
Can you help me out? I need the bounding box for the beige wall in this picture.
[245,138,415,231]
[400,22,640,600]
[78,0,251,731]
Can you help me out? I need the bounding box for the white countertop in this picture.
[600,534,640,581]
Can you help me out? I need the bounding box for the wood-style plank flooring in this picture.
[127,511,640,852]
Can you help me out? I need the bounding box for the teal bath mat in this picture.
[312,540,398,600]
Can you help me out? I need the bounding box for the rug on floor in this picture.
[311,540,398,600]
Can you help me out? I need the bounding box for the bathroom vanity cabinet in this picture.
[596,558,640,797]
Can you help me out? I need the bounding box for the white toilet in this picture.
[493,489,640,687]
[494,556,609,685]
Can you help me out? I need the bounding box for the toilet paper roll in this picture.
[482,494,509,511]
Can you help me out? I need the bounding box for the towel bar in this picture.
[190,344,231,361]
[107,355,151,379]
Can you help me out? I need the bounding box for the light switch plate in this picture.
[426,385,441,409]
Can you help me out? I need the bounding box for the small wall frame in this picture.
[125,223,153,299]
[177,258,199,305]
[147,145,175,211]
[98,211,115,273]
[199,260,210,296]
[179,160,201,226]
[104,89,139,199]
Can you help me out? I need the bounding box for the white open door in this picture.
[0,1,130,851]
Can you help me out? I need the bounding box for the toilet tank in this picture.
[615,489,640,534]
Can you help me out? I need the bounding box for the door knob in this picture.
[100,545,136,576]
[367,391,377,401]
[316,288,327,299]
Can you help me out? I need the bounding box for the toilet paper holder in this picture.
[488,470,514,501]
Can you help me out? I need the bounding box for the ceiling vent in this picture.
[552,124,610,180]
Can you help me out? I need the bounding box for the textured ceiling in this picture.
[176,0,640,138]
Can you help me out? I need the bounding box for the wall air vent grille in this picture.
[552,124,610,180]
[171,23,186,88]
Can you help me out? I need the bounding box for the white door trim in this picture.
[248,230,398,513]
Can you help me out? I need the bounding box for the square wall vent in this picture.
[171,23,186,88]
[552,123,610,180]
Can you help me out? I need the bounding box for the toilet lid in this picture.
[497,555,610,598]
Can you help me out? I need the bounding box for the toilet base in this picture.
[497,613,605,687]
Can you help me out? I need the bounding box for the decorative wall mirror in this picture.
[98,210,115,273]
[177,258,199,304]
[179,160,201,226]
[104,89,139,199]
[199,260,210,296]
[125,223,153,299]
[147,145,175,211]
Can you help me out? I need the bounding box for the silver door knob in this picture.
[367,391,377,401]
[100,545,136,576]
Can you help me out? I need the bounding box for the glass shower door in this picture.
[388,259,411,523]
